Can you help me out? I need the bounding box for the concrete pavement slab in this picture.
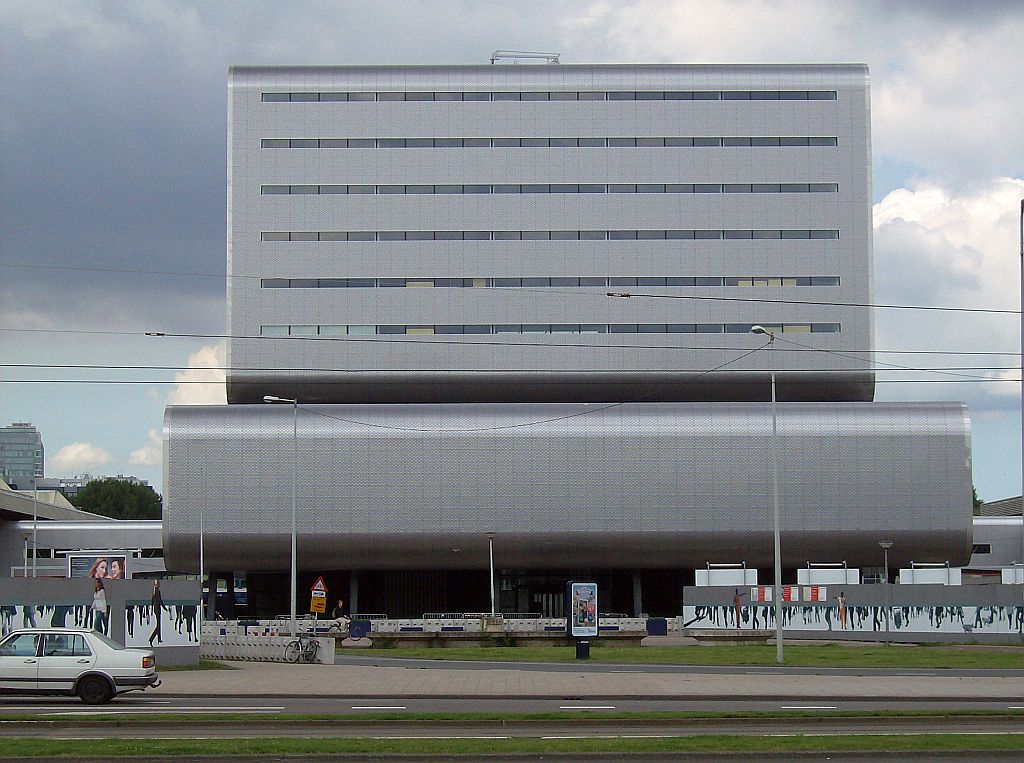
[156,661,1024,700]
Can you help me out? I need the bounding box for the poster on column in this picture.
[124,582,201,647]
[566,581,598,638]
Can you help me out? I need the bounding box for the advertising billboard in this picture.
[66,552,131,580]
[567,581,598,638]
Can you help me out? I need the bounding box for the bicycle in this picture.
[283,633,320,663]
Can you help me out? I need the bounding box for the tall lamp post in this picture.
[751,326,784,664]
[879,540,893,646]
[486,532,496,616]
[1019,199,1023,572]
[264,395,299,637]
[32,483,38,577]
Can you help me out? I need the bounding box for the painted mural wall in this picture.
[682,584,1024,641]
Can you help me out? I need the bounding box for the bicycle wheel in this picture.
[348,624,364,641]
[284,639,302,663]
[302,639,319,663]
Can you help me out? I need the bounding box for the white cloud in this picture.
[557,1,1024,183]
[128,429,162,466]
[872,176,1024,411]
[167,342,227,405]
[51,442,112,473]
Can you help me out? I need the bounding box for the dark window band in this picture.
[261,229,840,241]
[260,322,841,336]
[261,90,838,102]
[260,276,840,289]
[260,183,839,196]
[261,136,838,149]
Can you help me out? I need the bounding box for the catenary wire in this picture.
[1,260,1019,316]
[0,326,1018,357]
[1,363,1019,373]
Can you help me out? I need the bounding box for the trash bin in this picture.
[575,639,590,659]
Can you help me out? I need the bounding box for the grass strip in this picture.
[4,734,1024,756]
[2,709,1022,725]
[354,643,1024,669]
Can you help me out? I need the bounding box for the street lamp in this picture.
[32,482,38,578]
[1018,199,1023,572]
[879,540,893,646]
[264,395,299,637]
[751,325,783,663]
[199,478,206,620]
[486,532,496,616]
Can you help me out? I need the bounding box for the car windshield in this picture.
[88,631,126,651]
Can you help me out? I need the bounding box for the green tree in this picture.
[972,486,983,516]
[72,478,162,520]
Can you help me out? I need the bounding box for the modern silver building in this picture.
[164,64,972,618]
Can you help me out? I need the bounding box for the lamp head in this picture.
[263,395,297,404]
[879,540,894,550]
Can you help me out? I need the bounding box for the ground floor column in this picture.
[204,573,216,620]
[632,571,643,617]
[349,572,359,616]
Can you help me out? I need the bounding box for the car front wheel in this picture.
[77,675,114,705]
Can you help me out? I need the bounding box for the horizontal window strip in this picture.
[261,90,838,102]
[261,229,840,241]
[260,323,841,336]
[260,183,839,196]
[260,276,841,289]
[261,136,838,149]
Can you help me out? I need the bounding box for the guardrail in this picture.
[202,615,653,639]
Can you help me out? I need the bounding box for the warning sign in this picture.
[311,576,327,594]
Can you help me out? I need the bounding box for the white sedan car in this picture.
[0,628,160,704]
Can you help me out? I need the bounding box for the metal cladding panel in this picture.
[226,64,873,403]
[163,401,971,572]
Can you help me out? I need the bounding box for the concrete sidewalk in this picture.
[156,659,1024,700]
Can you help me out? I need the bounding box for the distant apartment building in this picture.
[0,422,44,491]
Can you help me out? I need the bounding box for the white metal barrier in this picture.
[200,634,333,664]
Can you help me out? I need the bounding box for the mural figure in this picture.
[149,580,169,645]
[91,579,108,635]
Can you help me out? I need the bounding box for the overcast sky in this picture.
[2,0,1023,501]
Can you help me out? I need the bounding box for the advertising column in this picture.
[566,581,598,659]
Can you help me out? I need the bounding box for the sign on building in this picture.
[66,551,130,580]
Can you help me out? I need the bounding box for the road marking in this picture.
[781,705,839,710]
[610,670,645,673]
[1010,706,1024,710]
[43,706,285,715]
[559,705,616,710]
[352,706,407,710]
[377,735,509,740]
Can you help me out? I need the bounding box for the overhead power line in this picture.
[1,260,1019,316]
[1,362,1018,374]
[0,325,1019,357]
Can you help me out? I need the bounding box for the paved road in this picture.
[1,714,1022,738]
[3,694,1024,715]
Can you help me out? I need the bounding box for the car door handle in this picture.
[23,659,36,663]
[77,659,91,663]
